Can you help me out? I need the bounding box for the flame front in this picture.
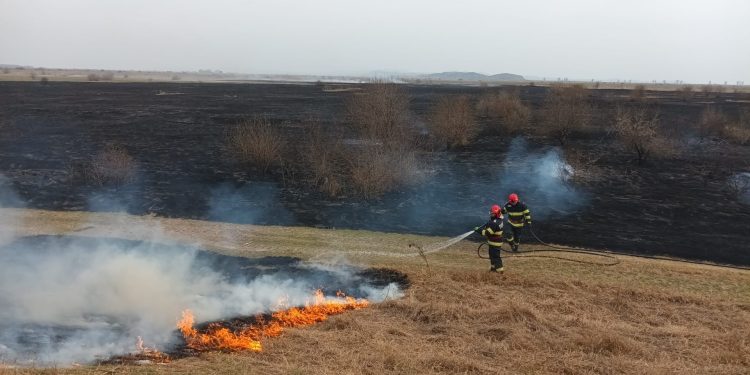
[177,290,369,352]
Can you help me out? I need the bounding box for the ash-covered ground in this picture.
[0,82,748,264]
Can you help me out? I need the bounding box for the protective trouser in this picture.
[488,245,503,269]
[509,225,522,245]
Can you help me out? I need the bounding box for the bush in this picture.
[476,92,531,134]
[40,77,49,85]
[71,145,137,186]
[679,85,694,101]
[631,85,646,101]
[540,85,590,145]
[723,126,750,145]
[698,107,728,137]
[348,146,422,199]
[101,72,114,81]
[228,116,285,173]
[429,95,476,149]
[302,123,346,197]
[345,82,412,146]
[613,106,674,165]
[87,73,101,81]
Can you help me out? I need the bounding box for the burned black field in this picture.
[0,81,748,264]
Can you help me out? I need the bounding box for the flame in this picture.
[177,290,369,352]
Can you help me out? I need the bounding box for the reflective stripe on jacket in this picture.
[481,217,504,246]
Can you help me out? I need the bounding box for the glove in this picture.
[473,226,482,234]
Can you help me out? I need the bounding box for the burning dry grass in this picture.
[177,290,369,353]
[2,209,749,374]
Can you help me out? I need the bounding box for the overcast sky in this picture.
[1,0,748,83]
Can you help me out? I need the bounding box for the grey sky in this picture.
[1,0,748,83]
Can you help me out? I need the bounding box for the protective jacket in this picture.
[481,217,504,247]
[503,201,531,227]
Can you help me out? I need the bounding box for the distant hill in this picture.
[426,71,525,81]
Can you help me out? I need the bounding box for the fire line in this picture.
[177,290,369,352]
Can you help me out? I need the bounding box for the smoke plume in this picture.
[0,234,399,365]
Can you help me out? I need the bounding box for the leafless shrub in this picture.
[679,85,694,101]
[540,85,590,145]
[630,85,646,101]
[345,82,412,146]
[171,74,181,81]
[698,107,729,137]
[30,72,37,80]
[101,72,114,81]
[348,146,422,199]
[302,123,346,197]
[228,116,285,173]
[723,126,750,145]
[1,68,9,74]
[40,77,49,85]
[701,84,720,98]
[476,92,530,134]
[87,73,101,82]
[428,95,476,149]
[613,106,675,165]
[70,145,137,186]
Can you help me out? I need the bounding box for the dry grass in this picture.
[476,92,530,134]
[1,208,749,375]
[539,84,590,145]
[428,95,477,149]
[227,116,285,173]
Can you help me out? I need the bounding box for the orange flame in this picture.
[177,290,369,352]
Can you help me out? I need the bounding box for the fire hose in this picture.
[475,224,750,271]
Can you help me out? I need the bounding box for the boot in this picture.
[511,243,519,252]
[489,267,498,273]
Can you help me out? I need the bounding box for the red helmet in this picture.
[490,204,502,217]
[508,193,519,204]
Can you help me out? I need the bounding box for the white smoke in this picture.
[495,137,587,217]
[0,188,401,366]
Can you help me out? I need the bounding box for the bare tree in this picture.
[540,85,590,145]
[613,106,673,165]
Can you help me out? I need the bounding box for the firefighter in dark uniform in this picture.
[474,204,506,273]
[503,193,531,252]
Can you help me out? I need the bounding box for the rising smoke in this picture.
[318,136,587,235]
[0,182,399,366]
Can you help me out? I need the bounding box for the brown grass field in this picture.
[0,208,748,374]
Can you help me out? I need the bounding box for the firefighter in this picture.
[503,193,531,252]
[474,204,505,273]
